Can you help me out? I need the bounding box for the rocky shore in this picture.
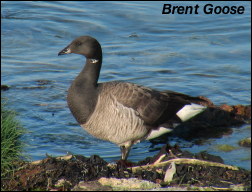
[2,143,251,191]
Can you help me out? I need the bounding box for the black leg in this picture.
[120,145,131,160]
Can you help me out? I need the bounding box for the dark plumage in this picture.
[58,36,206,160]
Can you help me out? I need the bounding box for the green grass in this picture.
[1,99,26,178]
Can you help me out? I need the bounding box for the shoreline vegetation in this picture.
[1,99,26,181]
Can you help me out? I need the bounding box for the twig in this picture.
[131,158,239,173]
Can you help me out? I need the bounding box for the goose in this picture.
[58,36,206,160]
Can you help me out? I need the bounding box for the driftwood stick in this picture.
[131,158,239,173]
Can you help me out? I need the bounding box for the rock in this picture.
[215,144,237,152]
[164,162,176,183]
[220,104,251,119]
[1,85,9,91]
[98,177,161,190]
[72,180,112,191]
[238,137,251,147]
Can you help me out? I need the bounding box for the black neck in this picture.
[67,56,102,124]
[75,57,102,88]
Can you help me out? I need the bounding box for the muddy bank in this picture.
[2,144,250,191]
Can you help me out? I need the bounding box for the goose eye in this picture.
[75,42,82,46]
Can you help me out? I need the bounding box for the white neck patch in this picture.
[90,59,99,63]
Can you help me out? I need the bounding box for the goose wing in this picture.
[99,81,196,125]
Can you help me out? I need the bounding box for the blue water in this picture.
[1,1,251,170]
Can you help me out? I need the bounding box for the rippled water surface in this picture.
[1,1,251,169]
